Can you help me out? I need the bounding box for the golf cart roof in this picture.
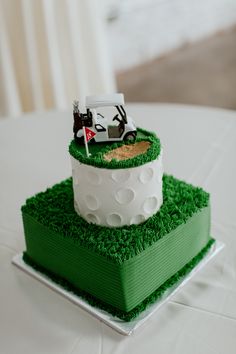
[86,93,124,109]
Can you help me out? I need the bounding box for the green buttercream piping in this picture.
[22,202,211,311]
[23,239,215,321]
[68,127,161,169]
[21,175,209,264]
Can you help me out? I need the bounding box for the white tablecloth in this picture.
[1,104,236,353]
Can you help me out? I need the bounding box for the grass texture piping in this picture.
[69,127,161,169]
[23,238,215,322]
[21,175,209,264]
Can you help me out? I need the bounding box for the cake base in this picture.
[21,176,213,315]
[12,240,224,336]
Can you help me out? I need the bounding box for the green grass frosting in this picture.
[68,127,161,169]
[21,175,209,264]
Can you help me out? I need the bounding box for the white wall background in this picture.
[105,0,236,71]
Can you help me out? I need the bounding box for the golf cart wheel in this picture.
[124,132,136,142]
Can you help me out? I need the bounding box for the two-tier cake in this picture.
[21,94,214,321]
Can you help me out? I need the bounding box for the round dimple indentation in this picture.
[143,196,159,214]
[74,175,80,185]
[85,195,99,210]
[74,201,80,215]
[111,170,130,183]
[130,214,146,225]
[160,195,163,206]
[139,167,154,184]
[87,170,101,185]
[86,213,100,224]
[157,171,163,183]
[107,213,122,227]
[115,188,135,205]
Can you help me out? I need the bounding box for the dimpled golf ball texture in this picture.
[71,152,163,227]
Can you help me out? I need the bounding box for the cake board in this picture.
[12,240,224,336]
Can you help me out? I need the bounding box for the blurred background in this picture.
[0,0,236,118]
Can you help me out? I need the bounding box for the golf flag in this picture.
[85,127,96,142]
[83,127,96,157]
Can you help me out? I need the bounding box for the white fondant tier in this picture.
[71,151,163,227]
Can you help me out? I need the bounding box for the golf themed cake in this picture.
[20,94,215,325]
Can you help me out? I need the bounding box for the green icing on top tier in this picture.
[21,175,210,264]
[69,127,161,169]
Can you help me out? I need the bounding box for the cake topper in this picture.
[73,94,137,154]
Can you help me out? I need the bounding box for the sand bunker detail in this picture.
[104,141,151,161]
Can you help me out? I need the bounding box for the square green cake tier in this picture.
[22,175,213,321]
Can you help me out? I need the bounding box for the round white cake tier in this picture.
[71,151,163,227]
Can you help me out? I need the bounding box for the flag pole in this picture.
[83,126,90,157]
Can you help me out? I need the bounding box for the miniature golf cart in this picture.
[73,93,137,144]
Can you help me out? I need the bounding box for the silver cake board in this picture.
[12,240,224,336]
